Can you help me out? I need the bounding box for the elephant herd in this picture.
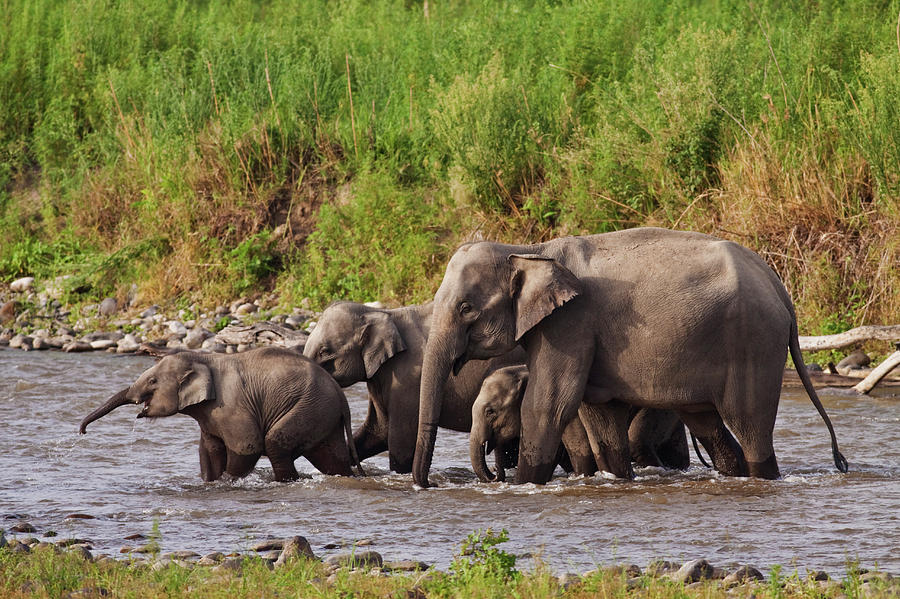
[80,227,849,486]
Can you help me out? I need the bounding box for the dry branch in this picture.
[797,325,900,352]
[853,350,900,394]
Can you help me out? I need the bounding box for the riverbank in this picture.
[0,275,318,355]
[1,529,897,599]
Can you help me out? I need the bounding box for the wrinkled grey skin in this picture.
[302,301,527,473]
[469,365,688,482]
[414,227,848,487]
[80,347,364,481]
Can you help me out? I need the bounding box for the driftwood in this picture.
[797,325,900,351]
[853,350,900,394]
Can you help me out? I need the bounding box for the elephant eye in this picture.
[148,376,157,385]
[485,407,496,416]
[318,346,330,359]
[458,301,473,316]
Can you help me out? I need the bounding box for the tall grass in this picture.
[1,0,897,327]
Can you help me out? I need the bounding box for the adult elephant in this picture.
[413,227,848,487]
[301,301,573,474]
[469,365,689,482]
[80,347,364,481]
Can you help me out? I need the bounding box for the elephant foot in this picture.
[514,460,556,485]
[747,454,780,479]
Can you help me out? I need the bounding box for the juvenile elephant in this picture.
[469,365,689,482]
[79,347,364,481]
[413,227,848,487]
[302,301,529,473]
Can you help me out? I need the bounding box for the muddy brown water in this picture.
[1,348,898,574]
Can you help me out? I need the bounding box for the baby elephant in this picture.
[470,365,689,482]
[79,347,364,481]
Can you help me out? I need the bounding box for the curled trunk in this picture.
[79,388,132,434]
[469,429,496,483]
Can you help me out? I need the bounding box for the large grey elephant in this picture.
[413,227,848,487]
[469,365,689,482]
[79,347,364,481]
[302,301,535,473]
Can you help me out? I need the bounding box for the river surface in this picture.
[1,348,898,574]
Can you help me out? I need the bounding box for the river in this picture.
[1,348,897,574]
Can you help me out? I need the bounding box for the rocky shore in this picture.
[0,276,322,355]
[2,525,895,596]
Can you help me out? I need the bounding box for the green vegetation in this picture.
[1,0,898,331]
[2,533,897,599]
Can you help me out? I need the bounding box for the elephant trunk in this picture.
[412,329,462,488]
[79,387,133,434]
[469,425,497,483]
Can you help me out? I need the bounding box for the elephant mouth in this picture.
[135,394,153,418]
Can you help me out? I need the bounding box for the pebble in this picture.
[10,521,36,533]
[324,550,384,570]
[670,559,715,584]
[274,535,316,568]
[10,277,34,292]
[723,565,764,587]
[98,298,118,317]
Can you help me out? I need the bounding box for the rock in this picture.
[234,303,257,317]
[10,521,37,533]
[32,542,61,553]
[213,557,244,573]
[646,560,678,576]
[116,334,141,353]
[62,587,110,598]
[68,545,94,561]
[324,550,383,570]
[837,350,871,372]
[9,334,33,350]
[57,538,93,547]
[10,277,34,293]
[9,539,31,553]
[384,560,430,572]
[98,298,118,317]
[252,539,285,552]
[141,305,159,318]
[808,570,830,581]
[90,339,117,350]
[723,566,764,587]
[0,530,6,548]
[63,341,94,353]
[31,336,49,350]
[168,321,187,338]
[671,559,715,584]
[163,550,200,561]
[274,536,316,567]
[0,301,15,324]
[184,329,209,350]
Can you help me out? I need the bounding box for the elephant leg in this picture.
[578,401,634,479]
[678,410,748,477]
[629,409,690,470]
[199,432,227,481]
[354,394,389,461]
[717,387,781,480]
[304,424,354,476]
[655,420,690,470]
[560,416,598,476]
[387,408,416,474]
[628,408,664,468]
[225,450,261,479]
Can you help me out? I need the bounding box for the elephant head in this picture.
[413,242,581,487]
[469,366,528,482]
[303,301,407,386]
[79,353,214,433]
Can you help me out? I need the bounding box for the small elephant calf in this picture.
[470,365,689,482]
[80,347,364,481]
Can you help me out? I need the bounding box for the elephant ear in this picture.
[178,361,215,411]
[359,311,407,379]
[508,253,582,342]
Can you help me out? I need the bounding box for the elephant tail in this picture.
[342,400,365,476]
[789,319,849,473]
